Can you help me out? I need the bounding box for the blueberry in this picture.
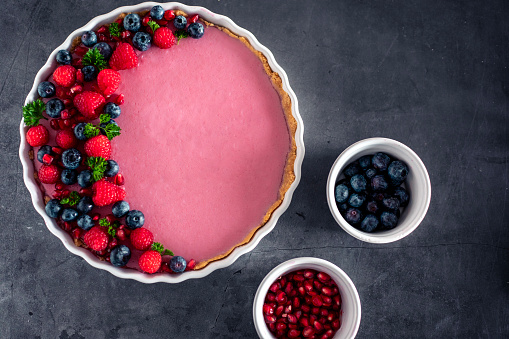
[360,214,379,232]
[150,5,165,20]
[100,119,118,131]
[103,102,121,119]
[123,13,141,32]
[104,160,119,177]
[61,169,77,185]
[343,162,360,177]
[37,145,53,163]
[365,167,377,179]
[187,22,204,39]
[46,98,64,118]
[132,32,151,51]
[174,15,187,29]
[76,196,94,214]
[169,256,187,273]
[358,155,371,169]
[74,123,88,141]
[82,65,97,81]
[81,30,97,47]
[112,200,130,218]
[110,245,131,267]
[371,174,389,191]
[388,160,409,186]
[372,152,391,171]
[61,208,78,222]
[338,203,348,213]
[92,42,112,60]
[382,196,400,212]
[335,184,349,203]
[366,200,380,214]
[392,187,410,207]
[56,50,72,65]
[348,193,366,208]
[350,174,367,193]
[380,211,398,229]
[77,170,93,188]
[371,191,387,202]
[62,148,82,169]
[126,210,145,229]
[344,208,362,225]
[37,81,55,98]
[45,199,62,218]
[77,214,95,230]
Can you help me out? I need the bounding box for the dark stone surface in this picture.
[1,0,508,338]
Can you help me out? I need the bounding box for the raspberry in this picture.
[92,179,126,207]
[130,228,154,250]
[109,43,138,71]
[84,135,111,159]
[38,164,61,184]
[55,129,77,149]
[73,91,106,119]
[97,69,121,96]
[52,65,76,88]
[26,125,49,147]
[153,27,176,49]
[138,250,161,273]
[84,226,109,251]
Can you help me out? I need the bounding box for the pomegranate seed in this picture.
[324,323,331,330]
[319,316,327,324]
[79,187,93,196]
[157,19,168,26]
[55,86,68,99]
[310,314,317,324]
[114,173,125,185]
[115,18,123,24]
[276,330,285,337]
[53,190,62,199]
[115,94,125,105]
[333,295,341,307]
[276,322,286,331]
[98,33,108,42]
[301,304,311,313]
[70,84,83,95]
[109,238,118,249]
[298,286,306,296]
[288,289,297,297]
[327,313,335,322]
[63,119,73,128]
[71,58,83,68]
[312,307,320,315]
[42,154,54,165]
[287,314,297,324]
[74,46,89,56]
[288,329,301,338]
[305,296,312,305]
[71,228,81,239]
[294,310,302,319]
[302,326,315,338]
[312,295,323,307]
[321,286,333,296]
[293,297,300,308]
[320,309,329,317]
[269,282,281,293]
[188,14,199,24]
[61,189,70,198]
[76,69,84,83]
[52,147,63,155]
[186,259,196,270]
[142,15,151,26]
[121,31,131,39]
[321,330,334,339]
[105,214,116,223]
[268,323,275,332]
[332,319,340,330]
[280,276,287,286]
[293,274,305,282]
[300,317,310,327]
[285,282,293,294]
[50,119,60,130]
[284,305,292,314]
[263,303,274,315]
[314,280,323,290]
[91,213,100,221]
[55,183,64,190]
[116,229,126,240]
[332,287,339,296]
[63,221,72,231]
[288,324,298,329]
[322,295,332,306]
[264,315,276,324]
[275,291,287,304]
[314,320,324,332]
[317,272,331,283]
[97,25,107,34]
[58,119,67,129]
[275,305,284,316]
[308,290,318,296]
[304,280,314,292]
[266,292,276,302]
[164,10,175,20]
[60,109,70,119]
[303,270,315,279]
[74,115,87,123]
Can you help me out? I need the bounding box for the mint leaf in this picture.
[99,217,110,227]
[99,114,111,124]
[109,22,121,38]
[87,156,107,181]
[107,225,116,237]
[82,48,107,71]
[174,30,189,44]
[151,242,173,256]
[84,123,100,138]
[102,123,121,140]
[23,99,47,126]
[147,20,160,34]
[163,249,174,256]
[61,191,80,206]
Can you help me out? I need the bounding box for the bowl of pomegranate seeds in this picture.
[253,257,361,339]
[327,137,431,243]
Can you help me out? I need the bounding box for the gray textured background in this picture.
[1,0,508,338]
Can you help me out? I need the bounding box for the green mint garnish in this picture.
[87,156,107,182]
[99,114,111,124]
[109,22,121,38]
[82,48,107,71]
[152,242,174,256]
[174,30,189,44]
[102,123,121,140]
[99,217,110,227]
[22,99,47,126]
[147,20,160,34]
[60,191,80,206]
[107,225,116,237]
[83,123,100,138]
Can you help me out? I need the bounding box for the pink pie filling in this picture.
[112,27,291,263]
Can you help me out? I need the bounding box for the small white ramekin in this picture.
[253,257,361,339]
[19,2,304,283]
[326,137,431,243]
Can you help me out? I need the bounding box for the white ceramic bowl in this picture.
[253,257,361,339]
[19,2,304,283]
[326,137,431,243]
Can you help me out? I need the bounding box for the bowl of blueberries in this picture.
[326,137,431,243]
